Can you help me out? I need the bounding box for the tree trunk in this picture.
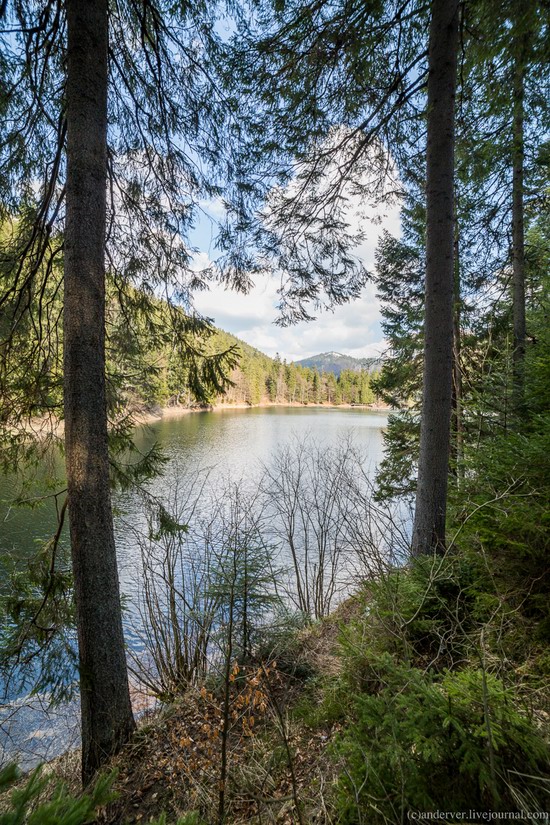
[64,0,135,783]
[412,0,459,556]
[512,34,526,411]
[452,205,463,479]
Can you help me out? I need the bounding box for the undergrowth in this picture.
[0,763,200,824]
[292,549,548,824]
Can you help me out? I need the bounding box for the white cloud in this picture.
[189,250,213,272]
[198,197,227,220]
[193,146,402,362]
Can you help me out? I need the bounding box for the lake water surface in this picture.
[0,406,388,767]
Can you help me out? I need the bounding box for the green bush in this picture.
[326,545,550,824]
[337,554,495,691]
[334,662,550,824]
[0,764,115,825]
[450,414,550,639]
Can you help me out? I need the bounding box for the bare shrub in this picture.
[261,435,410,618]
[127,472,215,698]
[338,459,413,582]
[130,476,282,700]
[129,435,413,702]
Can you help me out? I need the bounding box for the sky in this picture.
[191,194,402,364]
[185,24,402,364]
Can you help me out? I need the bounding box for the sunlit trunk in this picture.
[452,205,463,479]
[512,34,526,411]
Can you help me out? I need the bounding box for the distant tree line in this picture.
[0,237,379,422]
[122,326,380,410]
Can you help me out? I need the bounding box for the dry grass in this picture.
[98,597,365,823]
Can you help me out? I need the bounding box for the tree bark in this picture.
[452,205,463,479]
[412,0,459,555]
[64,0,135,783]
[512,33,526,411]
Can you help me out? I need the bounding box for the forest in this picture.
[1,271,381,414]
[0,0,549,822]
[110,320,380,409]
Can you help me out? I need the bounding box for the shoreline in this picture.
[16,400,392,442]
[132,400,391,426]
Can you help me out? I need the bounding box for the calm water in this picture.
[116,407,388,598]
[0,406,388,767]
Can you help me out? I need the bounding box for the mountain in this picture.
[293,351,385,377]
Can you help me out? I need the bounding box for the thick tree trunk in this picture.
[411,0,459,555]
[452,207,463,479]
[512,40,526,411]
[64,0,135,783]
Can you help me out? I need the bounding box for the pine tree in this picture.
[0,0,243,780]
[411,0,459,554]
[63,0,135,779]
[458,0,548,417]
[373,201,424,499]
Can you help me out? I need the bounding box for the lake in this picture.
[0,406,389,768]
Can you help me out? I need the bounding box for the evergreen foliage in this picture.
[0,0,548,808]
[300,534,550,823]
[335,662,549,823]
[371,0,549,505]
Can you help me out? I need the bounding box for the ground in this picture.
[0,597,364,824]
[100,599,364,824]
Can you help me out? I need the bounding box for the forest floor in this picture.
[5,596,364,824]
[103,596,364,823]
[3,548,549,824]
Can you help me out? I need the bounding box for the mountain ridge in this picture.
[293,351,385,377]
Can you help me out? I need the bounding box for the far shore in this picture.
[19,400,391,440]
[132,399,391,427]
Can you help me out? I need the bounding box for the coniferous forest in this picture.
[0,0,549,822]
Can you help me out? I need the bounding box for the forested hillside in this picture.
[218,340,379,407]
[121,324,380,410]
[0,262,380,433]
[294,351,385,376]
